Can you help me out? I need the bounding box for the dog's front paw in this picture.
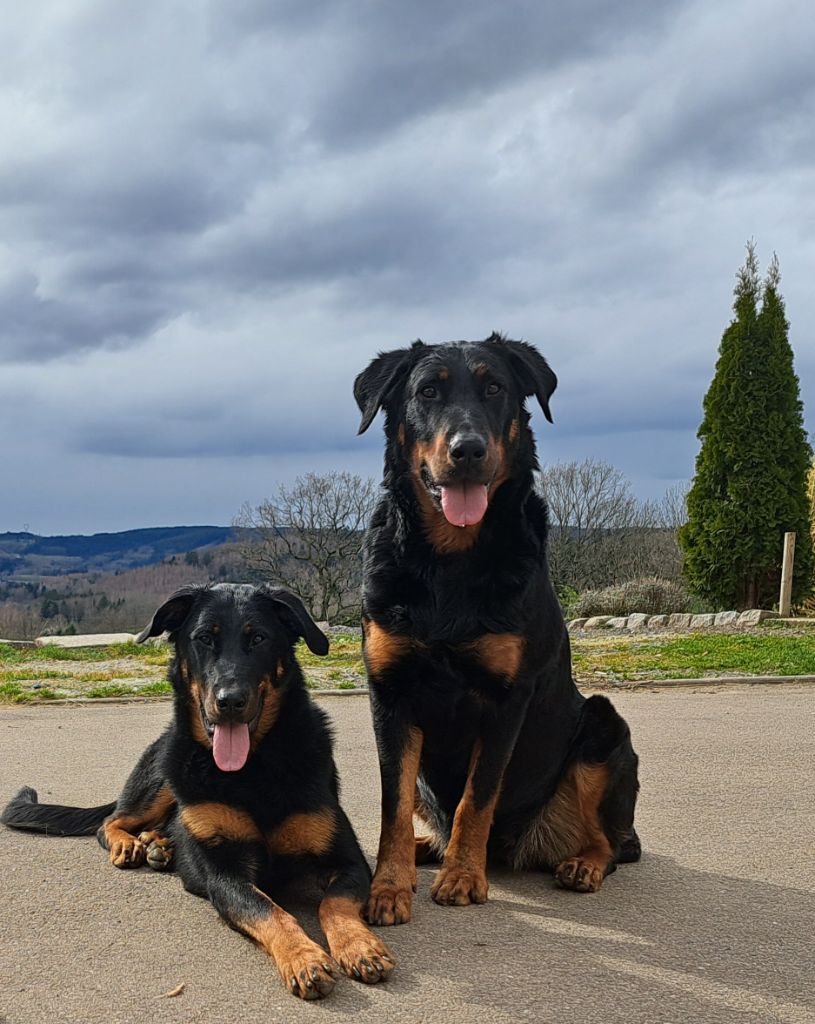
[331,930,395,984]
[555,856,605,893]
[276,940,338,1000]
[366,880,413,926]
[430,864,489,906]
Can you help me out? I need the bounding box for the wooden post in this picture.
[779,532,796,617]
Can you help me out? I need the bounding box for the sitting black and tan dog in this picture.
[354,333,641,926]
[2,583,393,1000]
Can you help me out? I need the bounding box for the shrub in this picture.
[571,577,694,618]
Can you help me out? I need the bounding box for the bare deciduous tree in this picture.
[538,460,687,595]
[235,472,379,624]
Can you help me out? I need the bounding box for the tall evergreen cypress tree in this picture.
[680,244,813,609]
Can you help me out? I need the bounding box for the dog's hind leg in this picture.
[553,695,639,892]
[96,736,176,869]
[512,695,639,892]
[414,780,448,865]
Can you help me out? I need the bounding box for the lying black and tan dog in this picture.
[1,583,393,1000]
[354,333,641,926]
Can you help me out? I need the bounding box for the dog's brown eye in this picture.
[485,382,502,396]
[420,385,437,399]
[250,633,265,648]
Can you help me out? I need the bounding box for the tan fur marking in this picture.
[238,899,296,955]
[438,367,449,380]
[431,739,497,904]
[187,680,212,748]
[466,633,525,682]
[251,675,282,748]
[417,491,483,553]
[512,762,613,879]
[364,620,413,676]
[411,434,482,553]
[410,434,509,555]
[101,784,175,867]
[413,433,450,479]
[182,802,261,846]
[508,418,519,443]
[473,363,488,377]
[319,895,395,981]
[267,808,336,857]
[367,726,423,923]
[397,423,406,446]
[237,888,336,997]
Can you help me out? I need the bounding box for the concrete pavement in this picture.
[1,685,814,1024]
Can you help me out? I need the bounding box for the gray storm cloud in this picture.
[0,0,812,532]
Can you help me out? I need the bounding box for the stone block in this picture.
[738,609,779,626]
[626,612,650,630]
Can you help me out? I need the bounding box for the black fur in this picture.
[1,583,393,999]
[355,334,640,924]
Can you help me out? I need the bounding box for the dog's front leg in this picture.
[206,871,339,1000]
[366,699,423,926]
[430,697,529,907]
[179,809,338,1000]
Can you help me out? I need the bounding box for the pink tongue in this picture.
[440,483,489,527]
[212,722,250,772]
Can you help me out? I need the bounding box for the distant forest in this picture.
[0,527,249,639]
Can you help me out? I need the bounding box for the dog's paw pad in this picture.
[141,835,174,871]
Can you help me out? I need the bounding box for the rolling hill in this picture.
[0,526,234,578]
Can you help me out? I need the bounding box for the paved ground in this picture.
[1,685,814,1024]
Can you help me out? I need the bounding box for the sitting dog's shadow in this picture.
[288,852,815,1019]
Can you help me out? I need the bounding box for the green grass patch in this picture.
[335,680,360,690]
[0,669,73,682]
[0,642,170,665]
[0,682,60,703]
[571,632,815,682]
[84,684,138,698]
[138,681,173,697]
[296,635,364,675]
[0,681,25,701]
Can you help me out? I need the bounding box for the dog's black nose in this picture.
[449,434,487,463]
[215,688,248,713]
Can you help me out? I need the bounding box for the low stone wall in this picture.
[569,609,780,632]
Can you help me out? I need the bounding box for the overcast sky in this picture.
[1,0,813,535]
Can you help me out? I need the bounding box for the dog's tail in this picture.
[1,786,116,836]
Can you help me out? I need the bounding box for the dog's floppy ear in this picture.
[354,342,423,434]
[489,334,557,423]
[136,586,204,643]
[261,587,329,656]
